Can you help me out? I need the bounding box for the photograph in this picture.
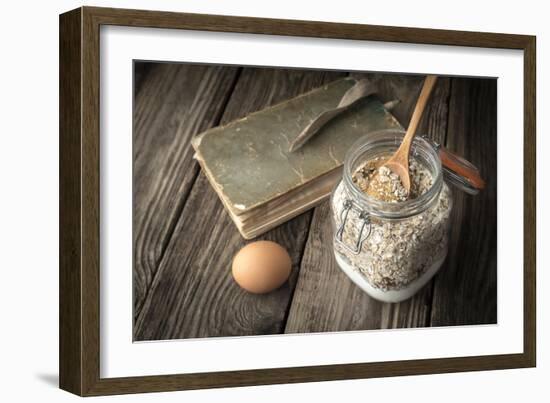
[132,61,497,341]
[1,0,543,400]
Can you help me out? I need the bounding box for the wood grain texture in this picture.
[523,38,536,364]
[285,76,451,333]
[284,202,387,333]
[430,78,498,325]
[133,61,154,96]
[87,6,533,49]
[81,7,103,394]
[133,63,240,317]
[134,68,346,340]
[350,72,451,138]
[349,73,425,126]
[59,8,83,395]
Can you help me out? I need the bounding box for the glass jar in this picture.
[330,129,458,303]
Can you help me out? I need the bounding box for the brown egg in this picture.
[232,241,292,294]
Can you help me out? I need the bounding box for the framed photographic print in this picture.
[59,6,536,396]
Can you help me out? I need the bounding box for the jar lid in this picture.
[442,164,480,195]
[421,136,483,195]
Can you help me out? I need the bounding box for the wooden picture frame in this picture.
[59,6,536,396]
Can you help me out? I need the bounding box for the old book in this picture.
[192,77,402,239]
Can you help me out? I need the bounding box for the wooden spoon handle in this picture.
[439,146,486,190]
[398,75,438,155]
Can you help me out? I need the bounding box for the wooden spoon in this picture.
[382,75,438,192]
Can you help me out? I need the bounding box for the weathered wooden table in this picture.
[133,63,497,340]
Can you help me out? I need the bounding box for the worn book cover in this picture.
[192,77,402,238]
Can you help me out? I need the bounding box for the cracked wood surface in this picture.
[133,64,497,340]
[285,75,453,333]
[132,63,241,317]
[134,66,345,339]
[430,78,498,326]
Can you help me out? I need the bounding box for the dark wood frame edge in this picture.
[59,6,536,396]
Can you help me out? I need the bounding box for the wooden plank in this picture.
[134,67,346,340]
[133,61,154,96]
[350,72,451,135]
[285,76,451,333]
[132,63,240,317]
[284,202,386,332]
[348,72,424,127]
[430,78,497,326]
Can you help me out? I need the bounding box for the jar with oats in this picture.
[331,129,477,303]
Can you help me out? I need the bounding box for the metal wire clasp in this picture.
[334,199,372,255]
[421,134,441,152]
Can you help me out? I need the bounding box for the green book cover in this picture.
[192,77,402,232]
